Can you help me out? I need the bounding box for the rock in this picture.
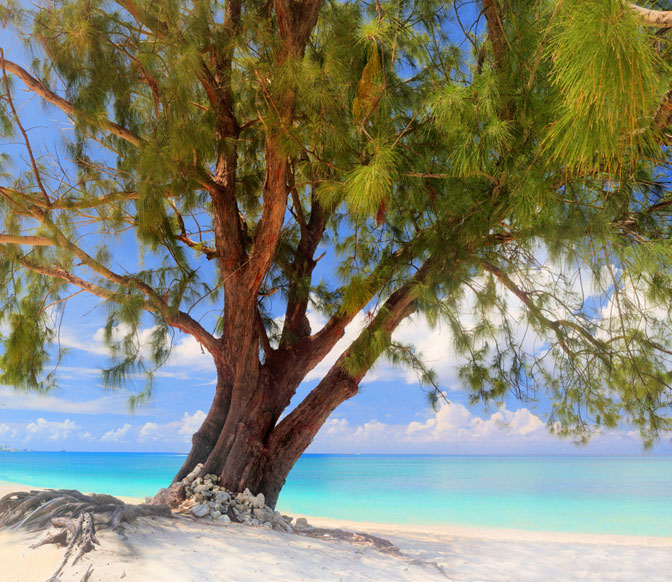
[215,492,230,504]
[294,517,309,529]
[281,515,293,524]
[192,504,210,517]
[274,521,293,533]
[183,464,204,485]
[253,493,265,508]
[149,482,186,508]
[219,514,231,525]
[250,518,260,526]
[193,484,211,495]
[263,521,272,528]
[210,510,221,519]
[253,507,274,523]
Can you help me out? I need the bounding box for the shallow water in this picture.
[1,452,670,536]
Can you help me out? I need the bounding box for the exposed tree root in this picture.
[0,489,171,582]
[301,527,403,556]
[2,489,447,579]
[300,526,449,577]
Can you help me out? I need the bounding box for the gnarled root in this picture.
[1,489,171,582]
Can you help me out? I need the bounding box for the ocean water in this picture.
[0,452,670,537]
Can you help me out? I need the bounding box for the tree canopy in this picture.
[2,0,672,503]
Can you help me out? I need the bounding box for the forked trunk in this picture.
[172,355,355,509]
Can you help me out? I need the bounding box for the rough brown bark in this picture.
[166,260,428,509]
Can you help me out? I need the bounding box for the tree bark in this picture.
[168,260,427,509]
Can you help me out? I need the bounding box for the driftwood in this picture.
[0,489,171,582]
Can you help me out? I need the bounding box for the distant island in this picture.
[0,445,31,452]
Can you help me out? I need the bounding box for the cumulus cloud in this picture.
[136,410,206,443]
[100,423,132,443]
[138,422,160,442]
[25,418,80,441]
[178,410,206,437]
[308,401,582,454]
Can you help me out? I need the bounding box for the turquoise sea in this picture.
[1,452,670,537]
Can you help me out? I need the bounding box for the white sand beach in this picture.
[1,481,671,582]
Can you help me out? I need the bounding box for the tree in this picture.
[2,0,672,508]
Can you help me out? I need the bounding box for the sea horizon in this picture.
[1,451,671,538]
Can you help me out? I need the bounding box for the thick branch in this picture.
[280,186,326,348]
[269,263,427,456]
[0,56,142,147]
[274,0,322,57]
[629,3,672,27]
[482,0,507,69]
[0,234,54,246]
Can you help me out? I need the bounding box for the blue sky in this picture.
[1,299,669,455]
[1,9,671,457]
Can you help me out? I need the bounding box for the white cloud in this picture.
[308,401,644,454]
[0,388,130,415]
[178,410,206,437]
[165,337,215,371]
[25,418,79,441]
[0,423,16,440]
[100,423,132,443]
[138,422,161,442]
[137,410,206,443]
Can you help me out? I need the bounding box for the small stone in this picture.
[192,504,209,518]
[193,484,211,494]
[250,518,260,526]
[219,514,231,525]
[253,493,265,508]
[263,521,272,528]
[295,517,309,529]
[210,510,221,519]
[281,515,293,524]
[215,492,230,504]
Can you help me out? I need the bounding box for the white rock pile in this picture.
[174,463,310,534]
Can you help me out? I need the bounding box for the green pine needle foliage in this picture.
[1,0,672,443]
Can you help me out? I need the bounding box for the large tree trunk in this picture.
[172,356,350,509]
[170,259,427,509]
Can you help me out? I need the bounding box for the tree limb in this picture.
[0,55,142,147]
[629,3,672,27]
[0,234,54,246]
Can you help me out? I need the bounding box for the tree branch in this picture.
[16,255,219,356]
[482,0,508,69]
[0,234,54,246]
[0,55,142,147]
[629,3,672,27]
[269,261,428,456]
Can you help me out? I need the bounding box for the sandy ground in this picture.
[1,481,671,582]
